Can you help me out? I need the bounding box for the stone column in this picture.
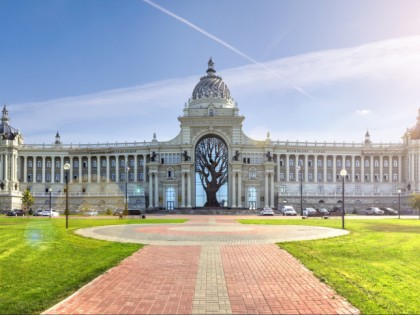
[78,156,82,183]
[286,154,290,182]
[379,156,383,182]
[143,156,147,182]
[333,155,337,182]
[33,157,36,183]
[370,156,374,182]
[264,172,269,208]
[23,156,27,183]
[106,156,110,182]
[277,155,280,183]
[154,171,159,208]
[398,155,402,182]
[115,156,119,183]
[41,156,45,183]
[87,156,91,183]
[232,171,236,208]
[238,171,242,208]
[270,172,274,208]
[388,156,392,182]
[148,171,153,207]
[323,156,327,182]
[51,156,55,183]
[361,156,365,182]
[304,155,308,182]
[134,155,138,182]
[314,155,318,182]
[351,156,355,182]
[187,171,192,208]
[60,157,64,184]
[181,172,185,208]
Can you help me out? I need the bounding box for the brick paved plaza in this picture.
[44,216,359,314]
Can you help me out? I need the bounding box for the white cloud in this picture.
[355,110,371,115]
[11,36,420,144]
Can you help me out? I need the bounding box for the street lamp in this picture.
[64,162,71,229]
[297,165,303,216]
[48,188,52,219]
[397,189,401,219]
[125,166,130,216]
[340,169,347,229]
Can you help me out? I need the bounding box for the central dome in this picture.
[191,59,231,101]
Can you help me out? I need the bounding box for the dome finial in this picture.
[206,58,216,76]
[1,105,9,124]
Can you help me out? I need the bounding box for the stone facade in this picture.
[0,59,416,213]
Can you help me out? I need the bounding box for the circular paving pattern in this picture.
[76,219,348,245]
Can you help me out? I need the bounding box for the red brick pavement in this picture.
[221,244,358,315]
[44,245,200,315]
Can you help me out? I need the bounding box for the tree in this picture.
[410,193,420,220]
[21,189,35,216]
[195,136,228,207]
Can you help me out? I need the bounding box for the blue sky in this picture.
[1,0,420,144]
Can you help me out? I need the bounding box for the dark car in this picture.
[7,209,26,216]
[380,207,398,215]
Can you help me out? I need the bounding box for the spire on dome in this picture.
[55,131,61,145]
[364,129,371,145]
[1,105,9,124]
[206,58,216,76]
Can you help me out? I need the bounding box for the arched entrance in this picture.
[195,135,228,207]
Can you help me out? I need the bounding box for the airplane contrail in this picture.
[143,0,316,101]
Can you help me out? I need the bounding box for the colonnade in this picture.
[276,154,403,183]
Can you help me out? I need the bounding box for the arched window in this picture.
[249,168,257,179]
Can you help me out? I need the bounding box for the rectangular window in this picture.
[279,172,285,180]
[327,173,332,181]
[37,161,42,168]
[46,161,51,168]
[55,174,60,182]
[139,172,144,181]
[129,159,134,167]
[308,173,313,181]
[289,173,294,180]
[383,174,388,181]
[365,160,369,167]
[120,160,125,167]
[317,159,322,167]
[280,159,284,167]
[346,160,351,167]
[393,173,398,181]
[289,159,294,167]
[55,160,60,168]
[280,185,286,193]
[365,174,370,181]
[28,160,33,168]
[355,174,360,181]
[111,173,116,181]
[111,160,116,167]
[139,159,144,166]
[101,160,106,167]
[36,174,41,182]
[317,173,323,181]
[327,160,332,167]
[393,160,398,167]
[308,160,312,167]
[355,160,360,168]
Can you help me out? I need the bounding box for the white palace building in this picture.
[1,59,418,213]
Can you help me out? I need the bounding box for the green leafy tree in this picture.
[410,193,420,219]
[21,189,35,216]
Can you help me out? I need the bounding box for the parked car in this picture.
[317,208,329,215]
[7,209,26,216]
[281,205,297,216]
[303,207,317,216]
[41,210,60,217]
[362,207,384,215]
[260,207,274,216]
[33,209,44,216]
[380,207,398,215]
[84,210,98,216]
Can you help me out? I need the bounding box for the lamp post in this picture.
[397,189,401,219]
[125,166,130,216]
[297,165,303,216]
[48,188,52,219]
[340,169,347,229]
[64,163,71,229]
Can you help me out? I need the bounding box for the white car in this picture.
[84,210,98,216]
[363,207,384,215]
[303,207,317,216]
[41,210,60,217]
[281,206,297,216]
[260,207,274,216]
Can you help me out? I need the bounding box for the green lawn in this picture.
[0,217,186,315]
[239,218,420,314]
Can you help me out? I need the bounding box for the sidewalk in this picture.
[44,217,359,314]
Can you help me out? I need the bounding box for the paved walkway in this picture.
[44,216,359,314]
